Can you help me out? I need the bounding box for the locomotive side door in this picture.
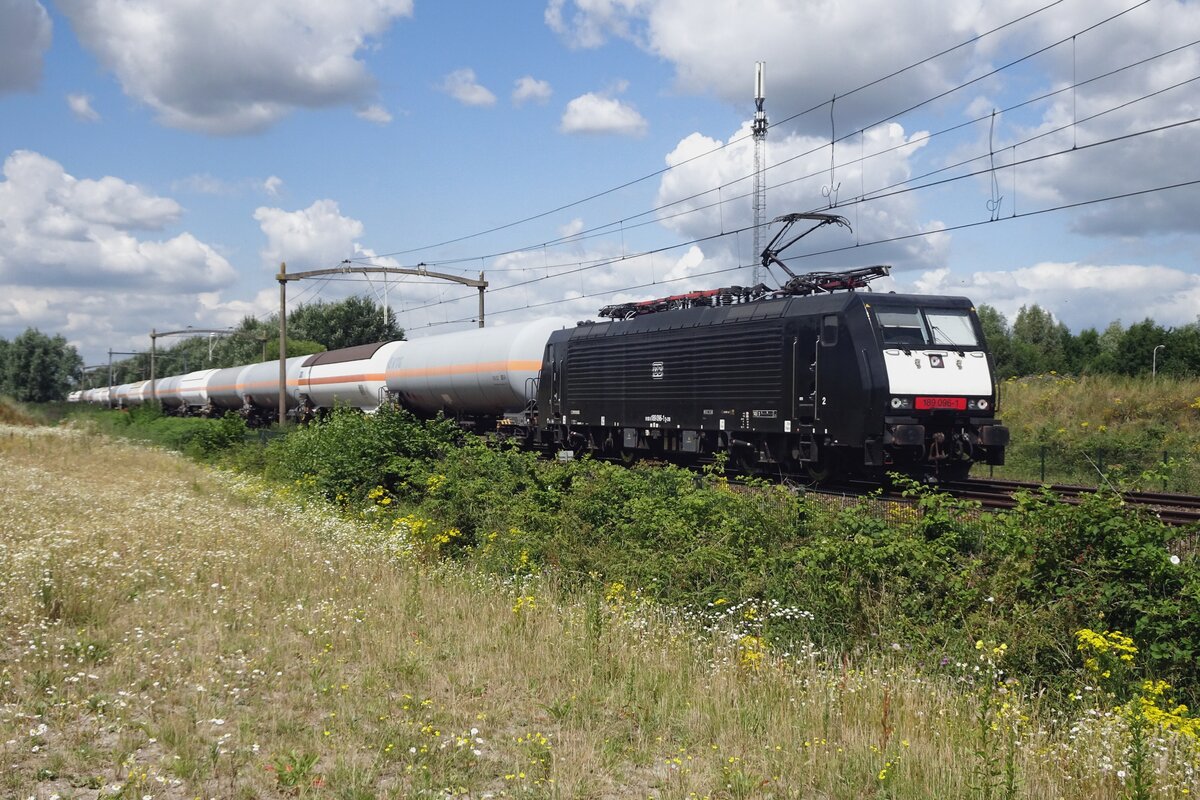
[813,313,840,429]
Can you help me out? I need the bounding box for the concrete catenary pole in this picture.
[277,262,288,426]
[149,329,157,404]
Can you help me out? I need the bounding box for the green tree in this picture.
[976,304,1014,377]
[287,295,404,351]
[0,337,9,394]
[1065,327,1101,374]
[1117,319,1170,377]
[3,328,83,402]
[1011,304,1067,375]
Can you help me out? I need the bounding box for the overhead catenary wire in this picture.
[348,110,1200,321]
[306,1,1187,332]
[366,0,1076,261]
[354,18,1192,281]
[398,176,1200,332]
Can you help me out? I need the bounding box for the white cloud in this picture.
[356,104,393,124]
[908,261,1200,331]
[557,218,585,239]
[544,0,639,49]
[560,85,647,136]
[254,199,365,270]
[654,120,948,275]
[56,0,413,134]
[438,68,497,107]
[0,150,235,297]
[545,0,995,133]
[512,75,552,106]
[67,93,101,122]
[262,175,284,197]
[546,0,1200,236]
[172,173,228,195]
[0,0,51,93]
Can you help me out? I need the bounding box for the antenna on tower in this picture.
[751,61,768,287]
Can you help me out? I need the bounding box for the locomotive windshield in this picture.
[877,307,980,348]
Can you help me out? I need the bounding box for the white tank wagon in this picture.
[385,318,571,416]
[127,379,153,406]
[67,390,82,403]
[111,383,133,407]
[206,364,256,413]
[296,341,405,413]
[178,368,220,412]
[235,357,307,418]
[153,375,184,410]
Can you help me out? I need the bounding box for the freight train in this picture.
[76,214,1009,482]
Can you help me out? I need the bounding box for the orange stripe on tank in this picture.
[385,359,542,379]
[299,372,387,387]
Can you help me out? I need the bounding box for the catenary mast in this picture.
[752,61,768,287]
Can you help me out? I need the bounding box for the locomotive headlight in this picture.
[968,398,990,411]
[890,397,912,410]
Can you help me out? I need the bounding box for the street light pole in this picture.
[1153,344,1165,379]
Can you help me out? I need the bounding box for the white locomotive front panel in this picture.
[881,349,994,397]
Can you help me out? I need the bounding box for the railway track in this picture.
[804,475,1200,526]
[938,477,1200,526]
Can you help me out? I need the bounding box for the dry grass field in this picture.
[1,425,1197,799]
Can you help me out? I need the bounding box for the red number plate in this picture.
[916,396,966,410]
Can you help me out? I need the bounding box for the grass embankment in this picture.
[995,374,1200,490]
[2,424,1200,798]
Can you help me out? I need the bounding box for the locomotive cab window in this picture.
[821,315,839,346]
[877,308,981,349]
[925,309,980,347]
[877,309,928,347]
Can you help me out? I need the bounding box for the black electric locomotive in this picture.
[533,213,1009,481]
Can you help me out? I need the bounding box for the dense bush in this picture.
[83,403,1200,703]
[264,404,458,504]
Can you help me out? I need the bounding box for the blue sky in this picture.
[1,0,1198,364]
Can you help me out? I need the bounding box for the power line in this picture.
[373,109,1200,323]
[367,0,1074,260]
[404,176,1200,331]
[358,5,1179,280]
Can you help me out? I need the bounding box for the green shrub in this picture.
[264,404,458,504]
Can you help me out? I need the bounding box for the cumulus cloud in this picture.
[0,150,235,296]
[982,1,1200,236]
[560,83,647,136]
[172,174,229,195]
[254,199,365,270]
[438,68,497,107]
[0,0,51,93]
[56,0,413,134]
[544,0,1002,134]
[356,104,393,124]
[512,75,552,106]
[67,93,101,122]
[654,120,948,275]
[908,261,1200,331]
[546,0,1200,236]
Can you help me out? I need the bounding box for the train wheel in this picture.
[805,461,831,483]
[619,448,638,465]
